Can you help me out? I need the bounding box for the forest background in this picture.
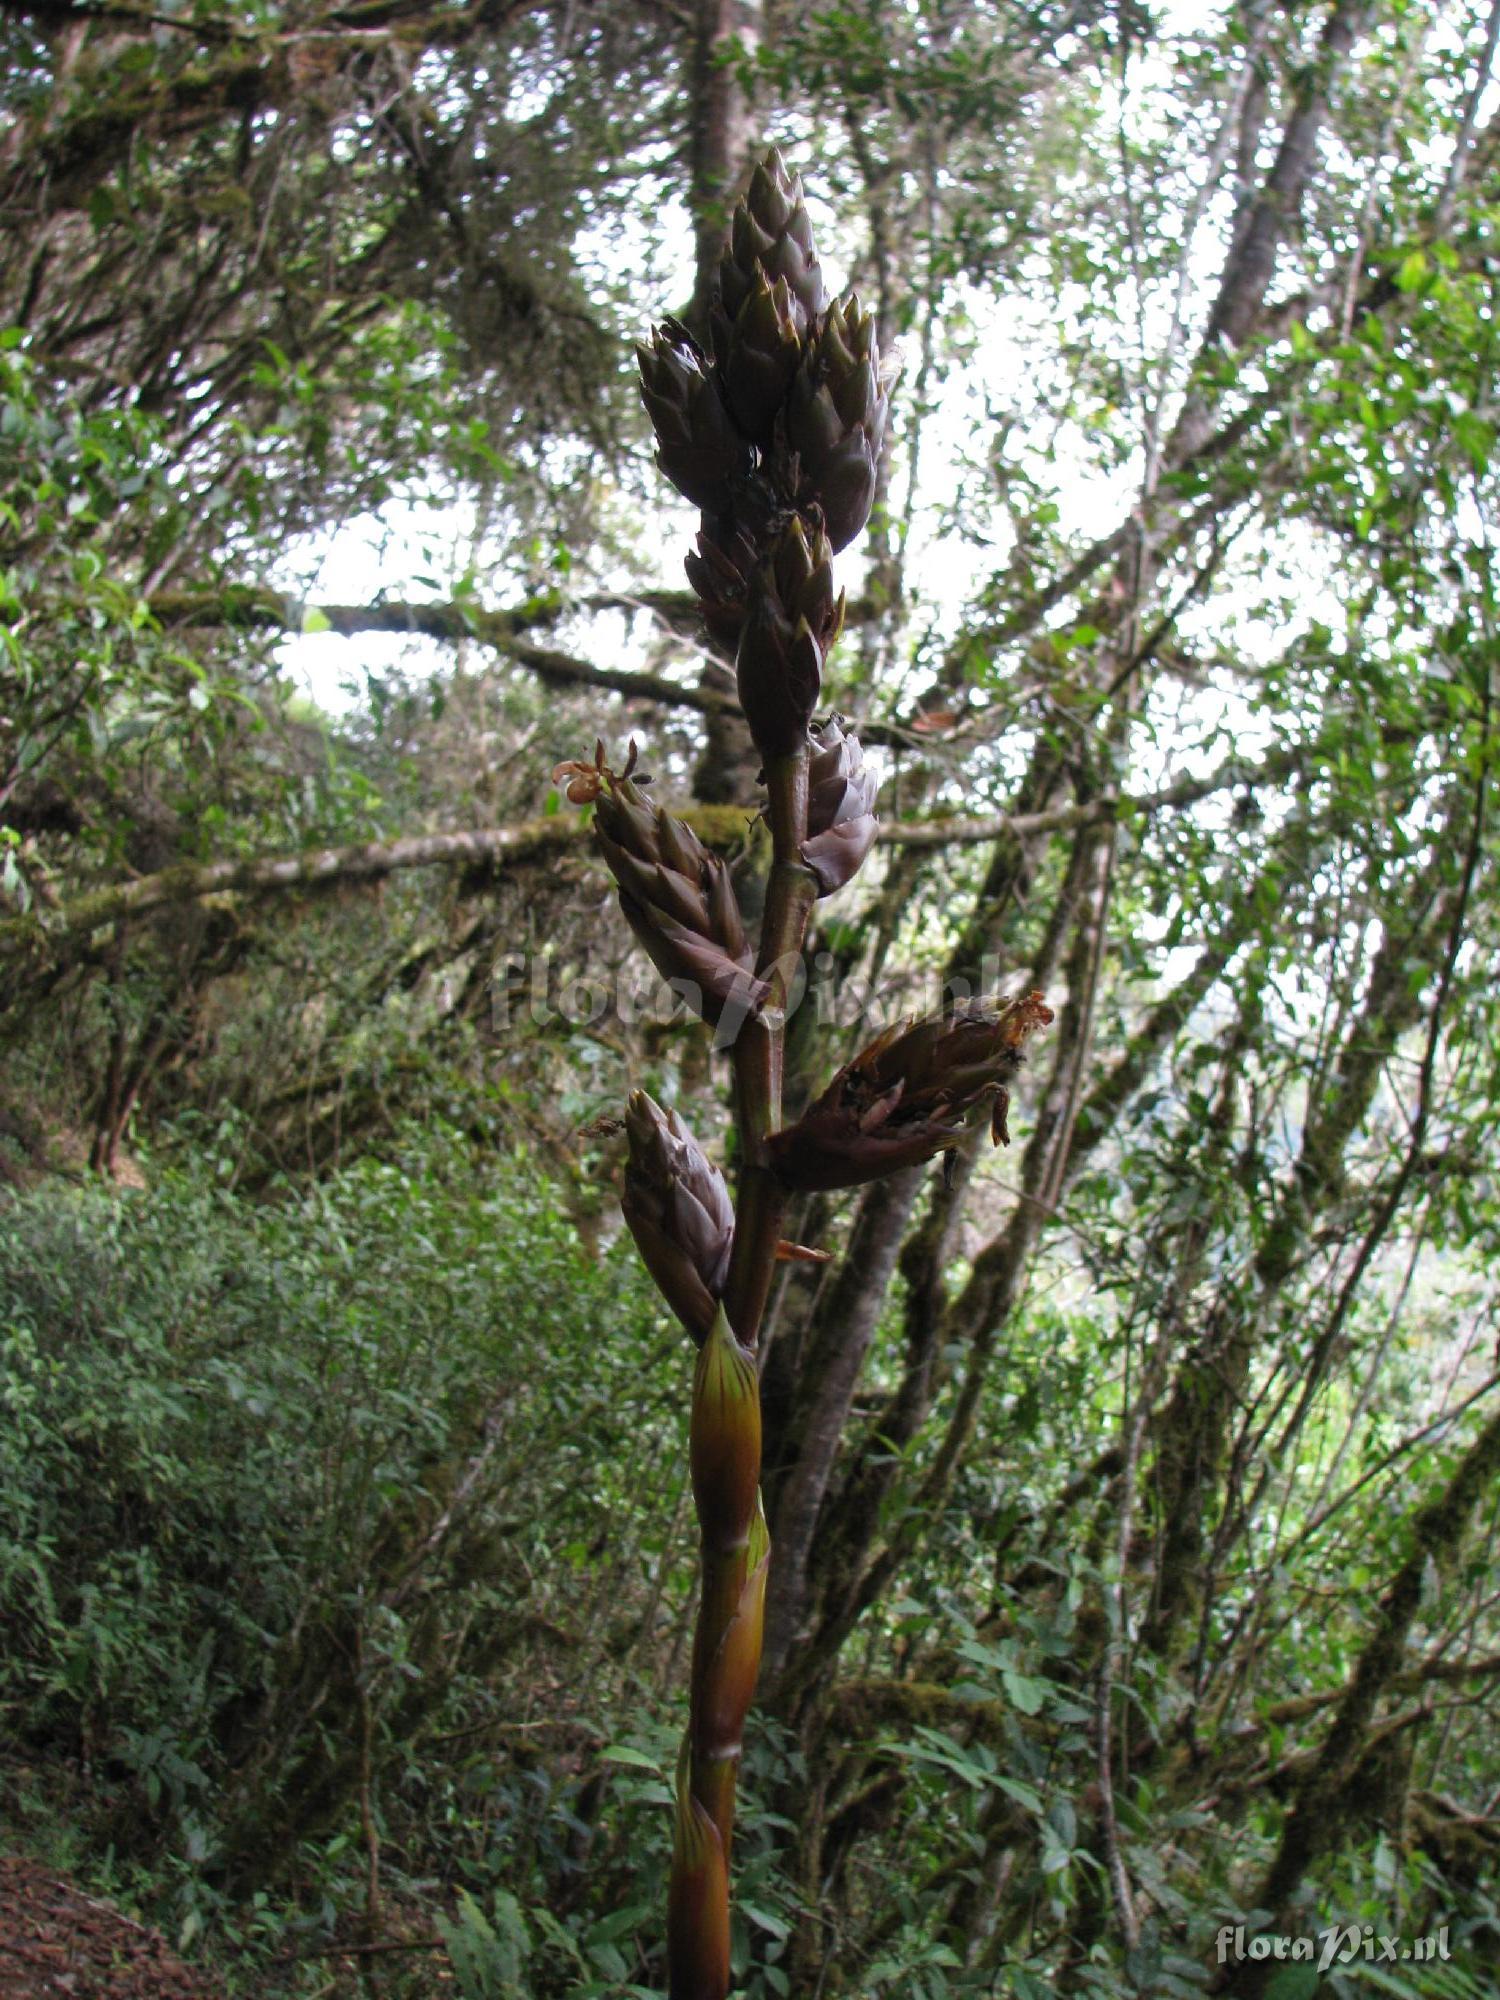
[2,0,1499,1995]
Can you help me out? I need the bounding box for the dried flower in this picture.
[552,735,649,806]
[767,991,1055,1192]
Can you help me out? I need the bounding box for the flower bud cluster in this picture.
[555,741,766,1030]
[621,1090,734,1342]
[785,293,898,556]
[637,317,751,513]
[767,992,1056,1192]
[635,147,897,678]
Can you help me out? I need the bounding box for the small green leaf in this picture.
[584,1904,652,1946]
[1003,1670,1046,1715]
[994,1774,1043,1813]
[601,1743,660,1770]
[741,1903,790,1941]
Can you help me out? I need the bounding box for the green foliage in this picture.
[4,3,1500,1995]
[0,341,248,873]
[0,1126,709,1988]
[436,1889,533,1998]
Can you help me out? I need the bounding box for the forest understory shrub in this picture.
[2,1128,1495,2000]
[0,1130,747,1991]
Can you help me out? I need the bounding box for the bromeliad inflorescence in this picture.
[556,149,1051,2000]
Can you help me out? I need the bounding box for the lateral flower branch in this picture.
[556,150,1052,1999]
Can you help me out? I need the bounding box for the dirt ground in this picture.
[0,1858,224,1999]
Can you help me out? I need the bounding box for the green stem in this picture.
[673,745,815,1999]
[723,745,815,1349]
[675,1309,772,1999]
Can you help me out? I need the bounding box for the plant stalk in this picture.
[723,745,814,1349]
[672,746,813,1999]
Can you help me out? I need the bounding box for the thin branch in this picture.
[151,590,745,718]
[1211,652,1492,1628]
[1436,0,1500,232]
[3,739,1320,965]
[1264,1369,1500,1583]
[146,588,916,735]
[1263,1642,1500,1727]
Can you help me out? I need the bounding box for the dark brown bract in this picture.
[717,149,828,334]
[767,992,1055,1191]
[735,516,844,761]
[785,294,898,552]
[588,766,765,1029]
[637,318,751,511]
